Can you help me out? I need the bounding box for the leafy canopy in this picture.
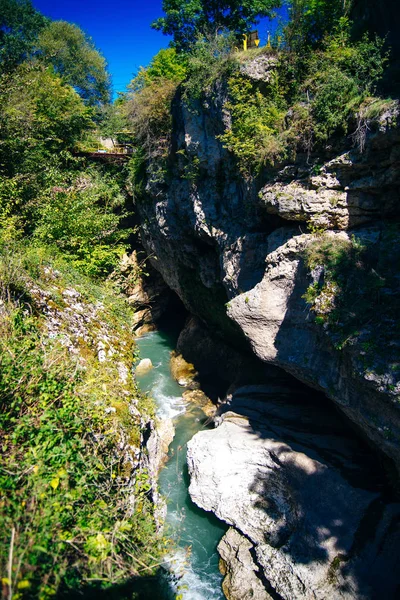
[130,47,186,93]
[0,0,47,72]
[0,0,110,104]
[126,48,186,160]
[284,0,352,51]
[152,0,281,51]
[36,20,111,104]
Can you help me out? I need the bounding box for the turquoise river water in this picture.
[135,330,228,600]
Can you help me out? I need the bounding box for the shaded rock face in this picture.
[137,91,277,342]
[176,315,296,399]
[136,81,400,478]
[227,226,400,476]
[117,251,171,332]
[187,386,400,599]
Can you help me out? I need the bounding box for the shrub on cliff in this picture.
[284,0,352,52]
[216,17,389,171]
[301,229,400,366]
[182,31,237,101]
[218,71,288,174]
[296,18,389,146]
[126,48,186,162]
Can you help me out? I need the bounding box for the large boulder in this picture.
[227,227,400,477]
[187,385,400,599]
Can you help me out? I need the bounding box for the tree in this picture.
[0,62,93,175]
[130,47,186,93]
[125,48,186,158]
[152,0,281,52]
[141,48,187,83]
[284,0,351,51]
[36,21,111,104]
[0,0,47,72]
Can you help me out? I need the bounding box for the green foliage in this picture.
[126,48,186,165]
[297,20,389,145]
[36,20,111,105]
[219,72,287,174]
[0,62,130,278]
[179,16,389,173]
[0,246,162,599]
[176,148,201,182]
[303,234,355,273]
[307,65,359,143]
[0,154,131,277]
[0,0,48,72]
[124,49,188,195]
[99,102,131,146]
[152,0,281,52]
[284,0,351,52]
[1,2,110,104]
[126,76,177,161]
[0,4,164,597]
[33,170,131,277]
[135,48,187,88]
[182,31,237,101]
[0,62,93,173]
[126,147,148,199]
[322,21,387,91]
[352,97,397,152]
[301,230,400,362]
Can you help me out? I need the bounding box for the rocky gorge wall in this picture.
[136,70,400,477]
[134,58,400,598]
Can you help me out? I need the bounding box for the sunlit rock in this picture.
[187,384,400,600]
[170,351,199,388]
[135,358,153,375]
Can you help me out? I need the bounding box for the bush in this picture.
[301,232,394,352]
[0,62,93,173]
[33,170,131,277]
[126,47,187,164]
[0,165,131,278]
[294,19,390,145]
[134,48,187,87]
[218,72,287,174]
[182,32,237,102]
[126,78,177,161]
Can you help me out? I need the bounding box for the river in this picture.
[135,329,228,600]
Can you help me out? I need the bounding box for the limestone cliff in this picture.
[136,71,400,478]
[132,49,400,599]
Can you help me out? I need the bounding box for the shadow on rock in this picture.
[187,384,400,599]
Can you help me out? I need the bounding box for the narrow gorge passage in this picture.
[134,313,400,600]
[135,330,228,600]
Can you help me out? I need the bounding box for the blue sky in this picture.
[33,0,172,96]
[32,0,286,99]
